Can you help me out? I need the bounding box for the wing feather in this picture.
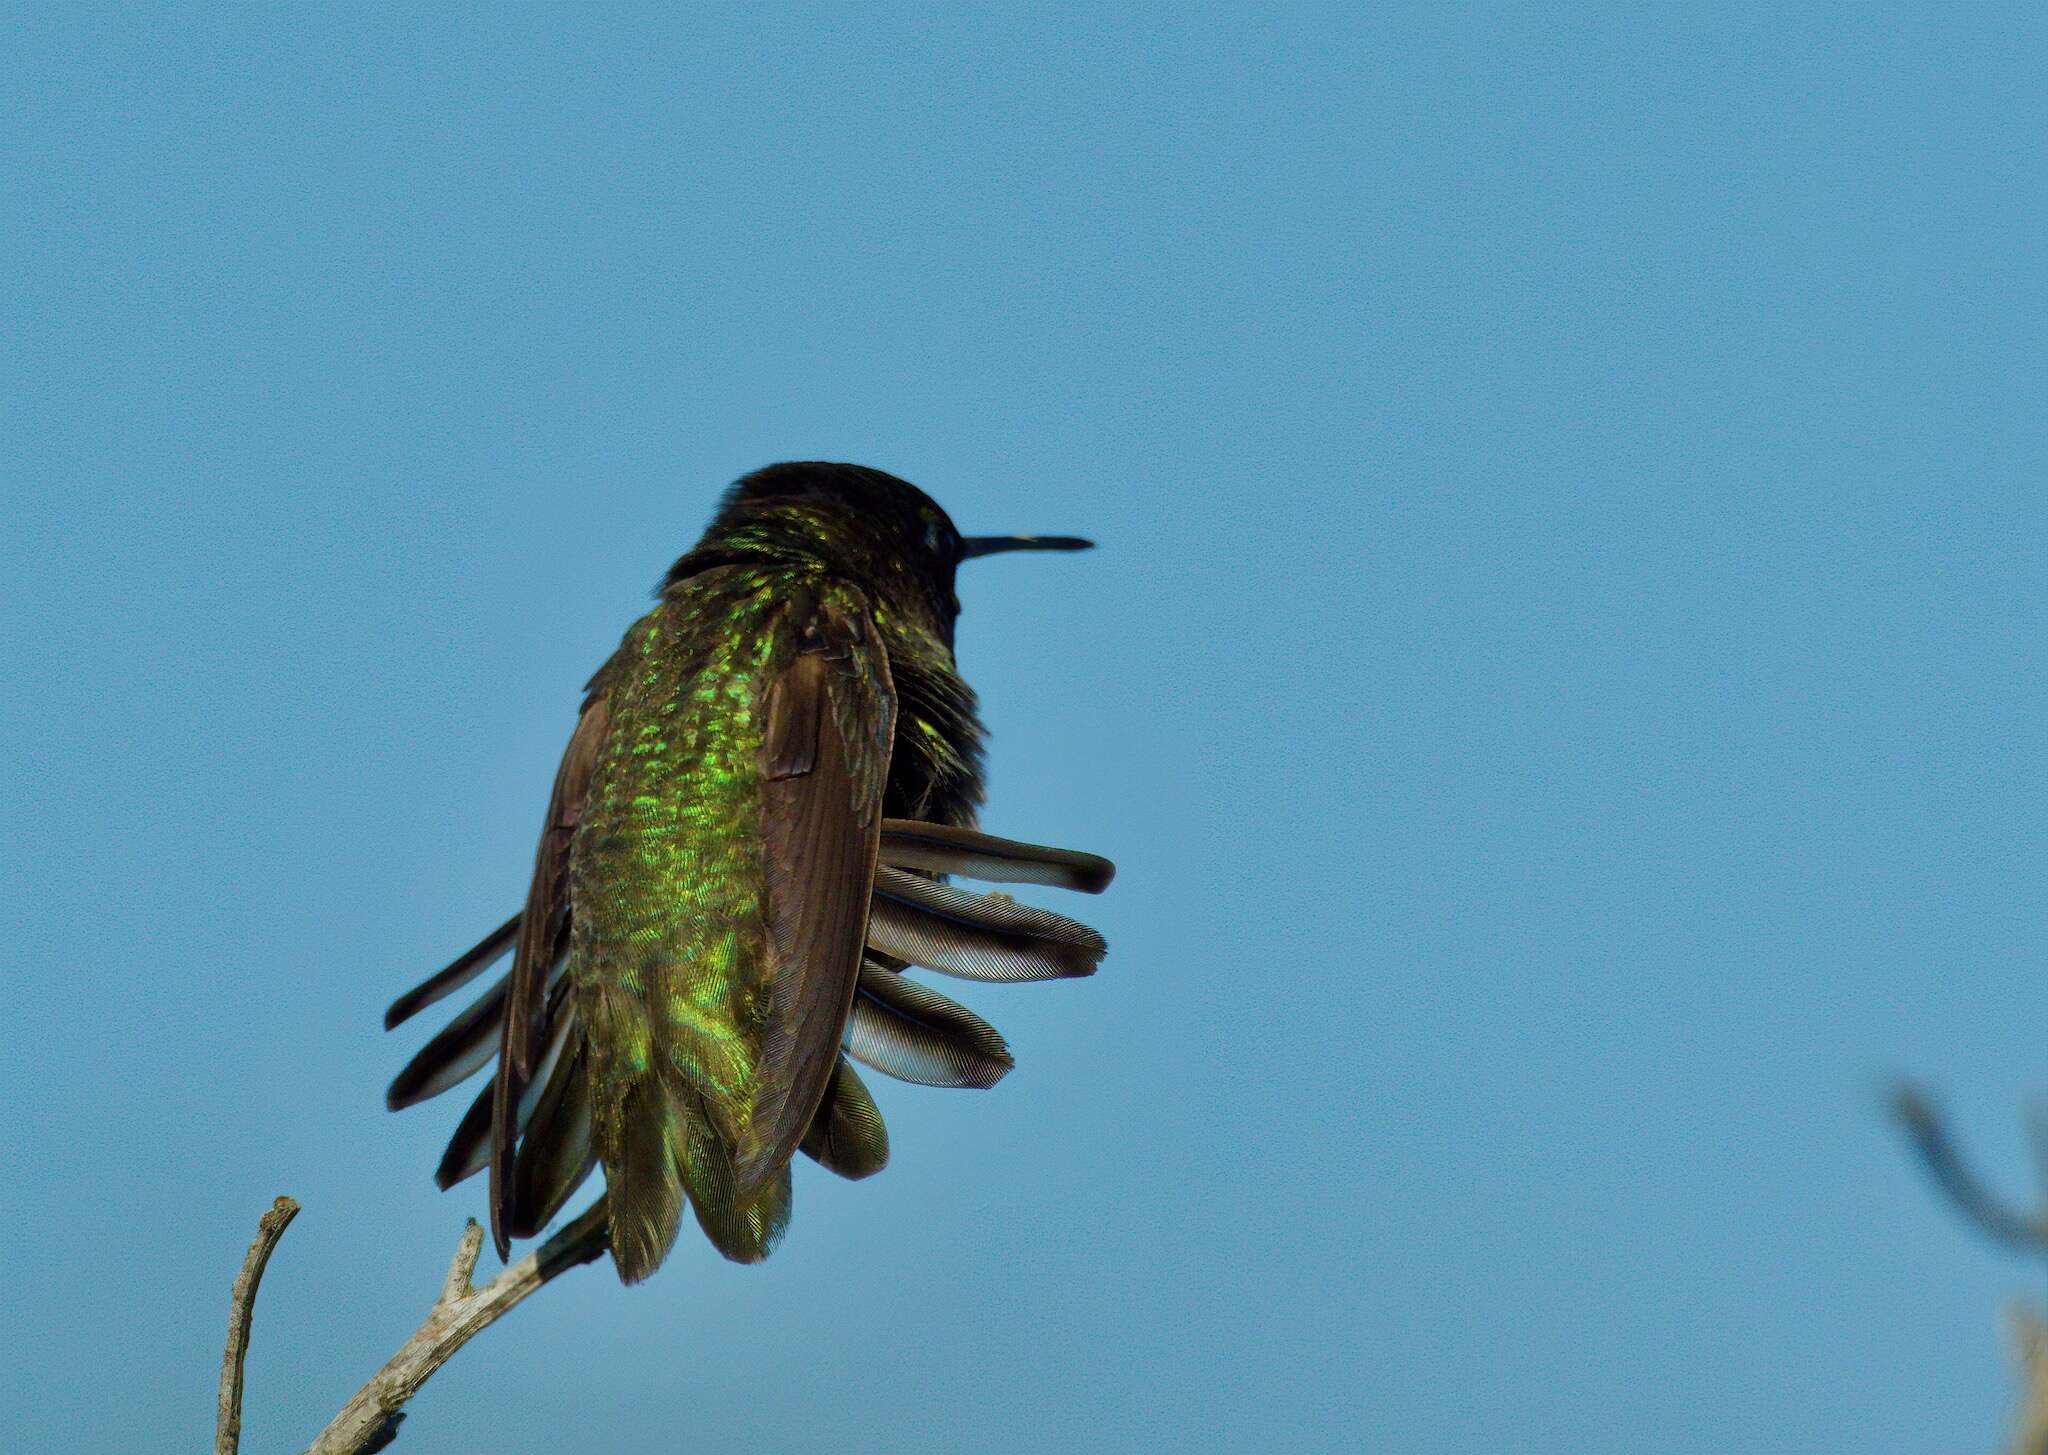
[384,913,520,1030]
[865,867,1106,982]
[385,971,509,1109]
[877,821,1115,892]
[847,961,1013,1088]
[487,691,612,1258]
[739,594,894,1191]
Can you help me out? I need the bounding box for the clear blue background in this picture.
[5,5,2045,1452]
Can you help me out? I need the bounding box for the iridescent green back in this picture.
[570,564,805,1275]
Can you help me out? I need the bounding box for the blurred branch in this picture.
[2024,1102,2048,1207]
[1890,1083,2048,1454]
[217,1196,301,1455]
[215,1194,609,1455]
[1889,1084,2048,1252]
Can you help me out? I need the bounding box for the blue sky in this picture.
[5,5,2046,1452]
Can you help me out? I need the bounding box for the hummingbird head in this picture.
[667,462,1092,644]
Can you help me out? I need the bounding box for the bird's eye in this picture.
[923,518,945,553]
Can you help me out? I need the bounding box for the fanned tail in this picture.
[602,1075,792,1280]
[384,816,1115,1274]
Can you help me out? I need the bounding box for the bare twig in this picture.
[1890,1084,2048,1252]
[302,1199,610,1455]
[216,1195,610,1455]
[218,1196,302,1455]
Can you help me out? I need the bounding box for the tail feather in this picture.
[800,1056,890,1180]
[602,1076,793,1278]
[867,867,1106,982]
[878,821,1114,893]
[506,1043,597,1239]
[434,988,575,1189]
[684,1118,792,1263]
[435,1078,496,1189]
[848,962,1012,1088]
[602,1078,687,1283]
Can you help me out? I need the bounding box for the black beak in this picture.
[958,535,1095,560]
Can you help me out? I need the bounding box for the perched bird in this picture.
[384,462,1114,1283]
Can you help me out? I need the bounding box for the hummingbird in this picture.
[382,462,1114,1283]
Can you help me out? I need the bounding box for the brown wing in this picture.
[486,689,612,1258]
[736,591,895,1192]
